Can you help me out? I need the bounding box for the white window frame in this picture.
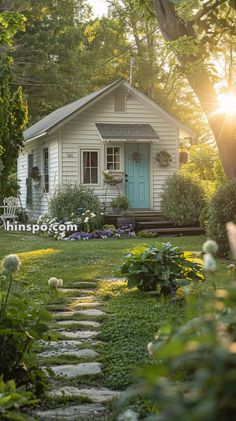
[105,145,121,171]
[80,149,100,186]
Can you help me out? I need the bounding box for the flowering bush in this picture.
[49,184,102,223]
[38,208,103,239]
[66,224,135,241]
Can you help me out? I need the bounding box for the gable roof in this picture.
[24,79,196,142]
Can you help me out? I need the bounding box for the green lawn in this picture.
[0,232,234,392]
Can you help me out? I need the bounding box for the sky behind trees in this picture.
[89,0,108,16]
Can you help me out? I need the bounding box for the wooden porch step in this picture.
[136,220,175,228]
[140,227,204,236]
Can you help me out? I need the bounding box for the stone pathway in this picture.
[35,281,121,420]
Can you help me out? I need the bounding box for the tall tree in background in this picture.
[12,0,130,123]
[134,0,236,178]
[0,8,28,199]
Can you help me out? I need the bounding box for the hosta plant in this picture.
[116,243,204,294]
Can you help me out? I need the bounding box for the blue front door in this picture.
[125,143,150,209]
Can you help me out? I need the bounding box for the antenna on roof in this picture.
[128,48,134,95]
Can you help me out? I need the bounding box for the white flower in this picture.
[118,409,139,421]
[3,254,21,274]
[202,240,219,255]
[147,342,155,356]
[91,212,96,218]
[84,217,89,223]
[57,279,63,287]
[203,253,217,273]
[227,264,235,272]
[48,277,60,288]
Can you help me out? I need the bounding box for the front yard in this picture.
[0,232,233,397]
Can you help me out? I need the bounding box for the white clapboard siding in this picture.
[17,134,59,219]
[61,91,178,210]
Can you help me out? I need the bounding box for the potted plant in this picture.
[110,196,130,214]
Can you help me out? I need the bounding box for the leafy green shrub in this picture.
[49,184,102,226]
[0,255,51,394]
[116,243,203,293]
[110,196,130,211]
[0,377,36,421]
[161,173,206,226]
[204,179,236,255]
[122,284,236,421]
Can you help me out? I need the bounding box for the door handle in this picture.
[125,179,128,183]
[125,174,128,177]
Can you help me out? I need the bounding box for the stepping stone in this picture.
[68,296,96,301]
[36,404,107,420]
[73,302,102,308]
[74,282,97,289]
[52,310,81,318]
[97,277,126,282]
[48,362,102,378]
[40,340,81,355]
[78,309,106,317]
[40,348,99,359]
[60,330,98,340]
[59,288,81,293]
[48,386,121,403]
[56,320,100,328]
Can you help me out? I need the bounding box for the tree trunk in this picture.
[152,0,236,179]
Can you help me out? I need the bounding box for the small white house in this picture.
[17,79,195,218]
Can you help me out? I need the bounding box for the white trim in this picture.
[25,132,47,143]
[105,145,121,171]
[79,147,101,187]
[58,129,62,184]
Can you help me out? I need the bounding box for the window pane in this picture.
[83,151,98,184]
[43,148,49,193]
[107,148,113,154]
[91,152,98,167]
[91,168,98,184]
[83,167,90,184]
[114,147,120,154]
[83,152,90,168]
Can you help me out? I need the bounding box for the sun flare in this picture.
[218,92,236,116]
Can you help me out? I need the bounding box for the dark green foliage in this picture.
[204,178,236,255]
[49,184,102,226]
[0,57,28,202]
[161,173,206,226]
[125,284,236,421]
[0,265,51,394]
[116,242,204,293]
[0,377,36,421]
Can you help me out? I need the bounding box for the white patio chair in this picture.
[0,197,19,229]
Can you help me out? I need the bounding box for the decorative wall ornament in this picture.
[132,151,142,163]
[156,151,172,168]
